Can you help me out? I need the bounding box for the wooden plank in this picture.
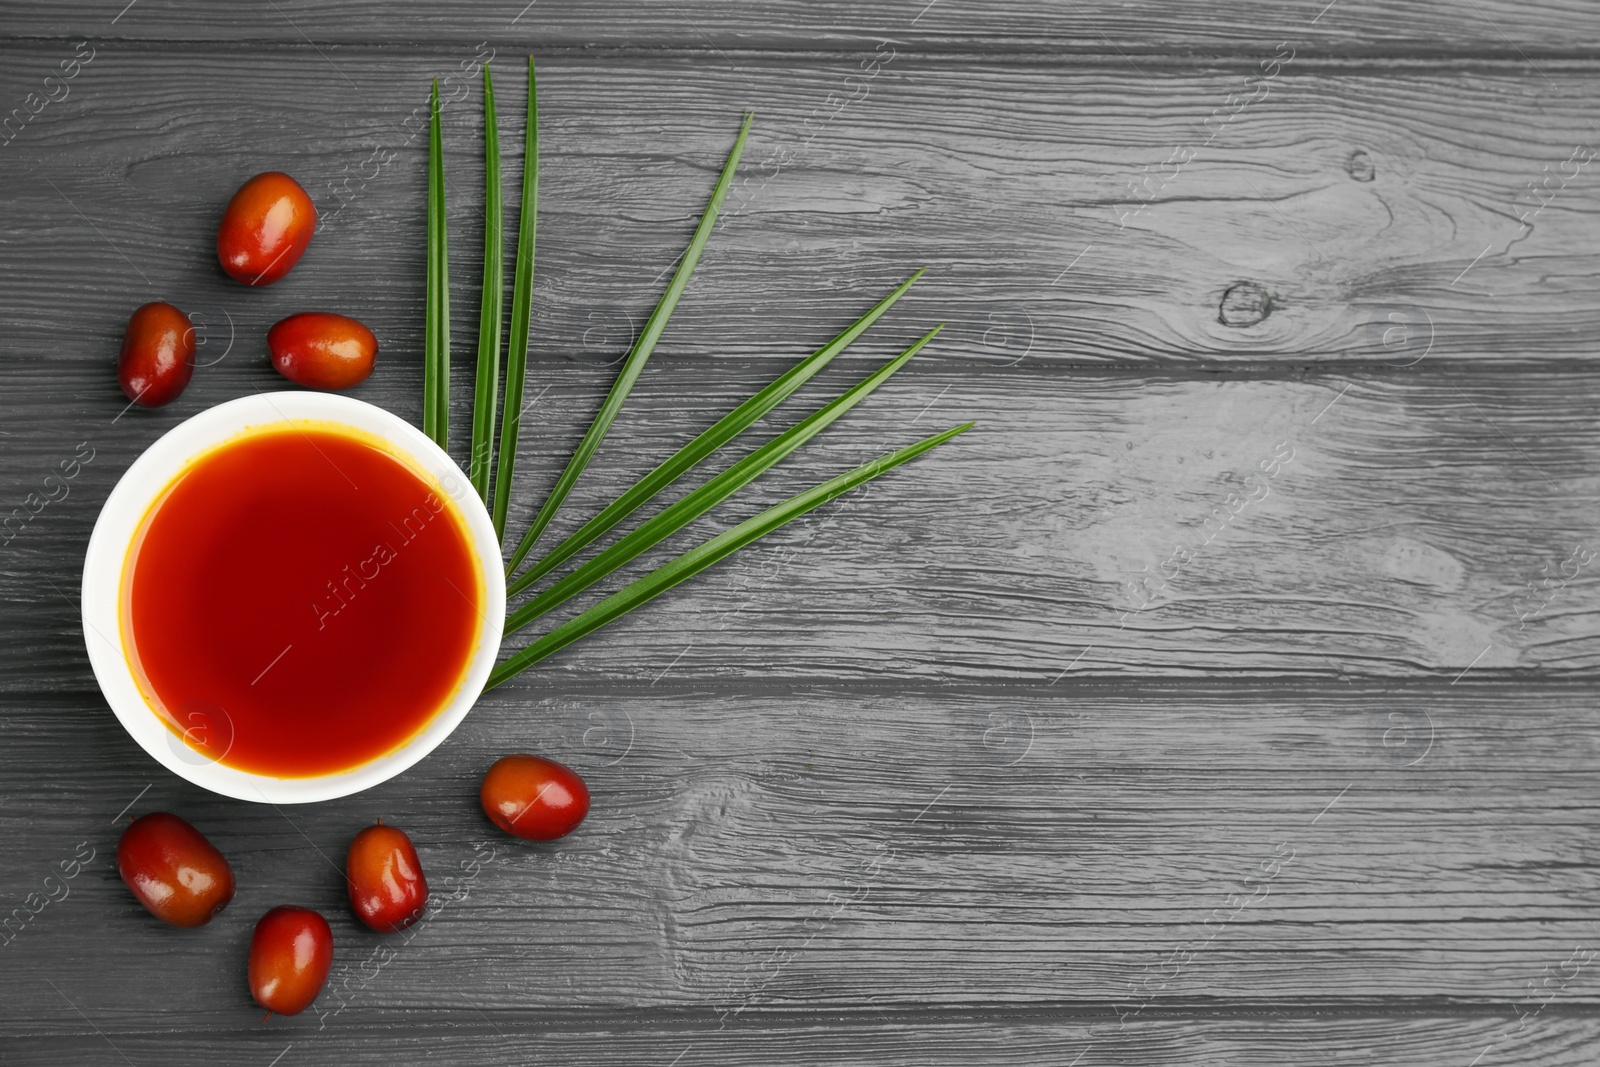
[0,24,1592,1066]
[3,682,1599,1023]
[6,0,1600,54]
[4,362,1600,685]
[1,50,1599,370]
[2,1012,1595,1067]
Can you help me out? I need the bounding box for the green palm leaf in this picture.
[424,78,449,448]
[469,65,503,501]
[505,325,941,635]
[507,269,926,597]
[491,56,539,542]
[503,111,755,576]
[419,69,970,690]
[487,421,973,688]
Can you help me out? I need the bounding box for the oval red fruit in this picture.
[216,171,317,286]
[249,906,334,1016]
[116,812,235,927]
[346,823,429,933]
[117,302,195,408]
[268,312,377,390]
[480,755,590,841]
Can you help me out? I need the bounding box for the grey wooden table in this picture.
[4,2,1600,1063]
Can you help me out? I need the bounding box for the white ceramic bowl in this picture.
[82,392,506,804]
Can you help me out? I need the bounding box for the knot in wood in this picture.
[1218,282,1272,328]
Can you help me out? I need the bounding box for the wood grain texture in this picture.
[4,683,1599,1030]
[1,6,1597,1065]
[6,0,1600,54]
[2,50,1600,370]
[3,363,1600,685]
[7,1012,1598,1067]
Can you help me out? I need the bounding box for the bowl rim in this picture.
[81,391,506,805]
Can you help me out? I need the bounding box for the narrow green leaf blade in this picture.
[469,65,503,501]
[491,56,538,543]
[504,325,941,632]
[504,111,756,575]
[486,422,974,689]
[425,78,451,450]
[423,79,439,444]
[509,269,926,594]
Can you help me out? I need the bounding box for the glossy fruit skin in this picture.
[249,906,334,1016]
[216,171,316,286]
[116,812,235,927]
[347,823,429,933]
[480,755,590,841]
[268,313,377,390]
[118,302,195,408]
